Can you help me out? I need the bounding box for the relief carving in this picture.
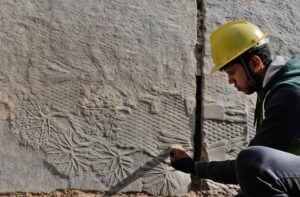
[142,160,179,196]
[10,81,192,194]
[45,130,91,177]
[90,144,137,187]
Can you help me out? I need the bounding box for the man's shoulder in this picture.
[267,82,300,105]
[287,55,300,66]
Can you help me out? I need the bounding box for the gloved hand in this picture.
[169,148,195,174]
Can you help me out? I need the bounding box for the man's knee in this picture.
[236,146,267,178]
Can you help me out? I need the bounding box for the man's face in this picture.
[224,63,257,95]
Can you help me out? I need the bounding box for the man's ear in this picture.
[249,55,263,73]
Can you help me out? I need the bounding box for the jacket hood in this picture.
[263,56,300,89]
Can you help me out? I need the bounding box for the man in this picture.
[170,20,300,197]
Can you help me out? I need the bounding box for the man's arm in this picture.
[194,160,237,184]
[170,148,238,184]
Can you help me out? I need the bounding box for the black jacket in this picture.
[195,56,300,184]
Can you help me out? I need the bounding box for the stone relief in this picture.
[12,96,68,149]
[45,130,91,177]
[90,144,137,187]
[117,93,192,157]
[203,73,256,159]
[1,0,196,194]
[142,160,180,196]
[10,81,192,195]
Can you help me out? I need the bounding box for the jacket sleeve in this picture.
[250,84,300,150]
[194,160,238,184]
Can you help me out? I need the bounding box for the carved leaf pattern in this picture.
[12,96,67,149]
[90,144,135,186]
[10,84,192,194]
[44,130,91,177]
[142,160,179,196]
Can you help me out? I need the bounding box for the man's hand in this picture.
[169,148,195,174]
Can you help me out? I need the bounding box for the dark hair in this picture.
[223,43,272,70]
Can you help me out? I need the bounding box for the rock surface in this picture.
[1,0,299,196]
[0,0,196,195]
[0,187,238,197]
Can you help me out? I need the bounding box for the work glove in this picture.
[169,148,195,174]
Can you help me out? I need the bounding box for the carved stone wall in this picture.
[203,0,300,161]
[2,0,299,195]
[0,0,197,195]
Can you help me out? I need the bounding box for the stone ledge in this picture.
[0,187,239,197]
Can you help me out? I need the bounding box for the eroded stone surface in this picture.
[0,0,197,195]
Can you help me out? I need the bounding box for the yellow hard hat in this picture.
[210,20,268,74]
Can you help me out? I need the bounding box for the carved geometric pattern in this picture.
[3,0,197,194]
[10,82,193,192]
[117,93,192,157]
[204,120,248,158]
[36,80,83,115]
[157,129,191,150]
[203,73,257,159]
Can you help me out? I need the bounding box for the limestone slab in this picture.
[0,0,197,195]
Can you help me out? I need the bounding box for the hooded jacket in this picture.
[195,56,300,184]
